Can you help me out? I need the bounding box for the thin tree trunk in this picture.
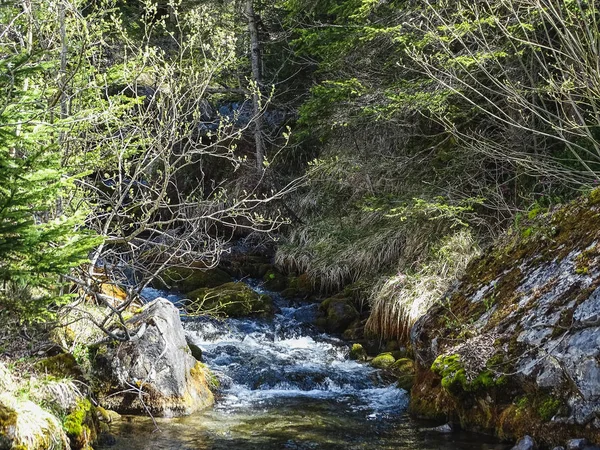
[59,1,68,122]
[245,0,265,172]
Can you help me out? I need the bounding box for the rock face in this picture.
[93,298,214,416]
[410,192,600,447]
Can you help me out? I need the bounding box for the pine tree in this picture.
[0,51,98,322]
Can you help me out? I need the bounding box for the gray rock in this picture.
[573,288,600,326]
[567,439,588,450]
[512,435,536,450]
[551,447,565,450]
[93,298,214,416]
[432,423,453,433]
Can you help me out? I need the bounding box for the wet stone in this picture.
[512,435,536,450]
[567,439,588,450]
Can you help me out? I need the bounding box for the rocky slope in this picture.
[410,191,600,447]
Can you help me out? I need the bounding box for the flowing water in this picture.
[100,281,510,450]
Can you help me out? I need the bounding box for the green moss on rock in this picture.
[391,358,416,390]
[34,353,83,379]
[186,282,273,317]
[349,343,367,361]
[316,297,359,334]
[154,266,232,292]
[63,398,98,449]
[431,354,504,396]
[371,352,396,369]
[537,396,561,422]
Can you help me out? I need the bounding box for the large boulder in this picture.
[185,282,273,317]
[410,192,600,447]
[153,266,232,292]
[92,298,214,416]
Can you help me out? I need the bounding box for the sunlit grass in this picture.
[0,362,76,449]
[366,230,480,341]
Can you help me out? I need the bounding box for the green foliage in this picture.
[537,396,561,422]
[0,50,99,321]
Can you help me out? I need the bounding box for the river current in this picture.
[99,280,510,450]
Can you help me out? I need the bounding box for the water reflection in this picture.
[103,405,510,450]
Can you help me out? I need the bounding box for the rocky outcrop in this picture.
[410,192,600,447]
[92,298,214,416]
[185,282,273,317]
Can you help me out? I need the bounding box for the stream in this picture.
[100,280,510,450]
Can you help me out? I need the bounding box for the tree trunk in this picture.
[245,0,265,172]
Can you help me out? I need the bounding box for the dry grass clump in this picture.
[366,229,480,341]
[276,211,442,292]
[0,362,72,450]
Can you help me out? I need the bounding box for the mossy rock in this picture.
[431,354,505,396]
[349,343,367,361]
[95,406,120,424]
[371,352,396,369]
[186,282,273,317]
[316,297,359,334]
[263,270,288,291]
[63,398,99,450]
[391,358,415,390]
[342,320,364,341]
[34,353,83,379]
[153,266,232,292]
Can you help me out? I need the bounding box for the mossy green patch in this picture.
[588,186,600,205]
[371,352,396,369]
[537,396,561,421]
[431,354,505,396]
[63,398,97,449]
[349,343,367,361]
[391,358,415,390]
[34,353,83,379]
[186,282,273,317]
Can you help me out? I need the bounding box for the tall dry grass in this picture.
[365,229,480,341]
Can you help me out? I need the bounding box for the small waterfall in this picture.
[182,280,408,418]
